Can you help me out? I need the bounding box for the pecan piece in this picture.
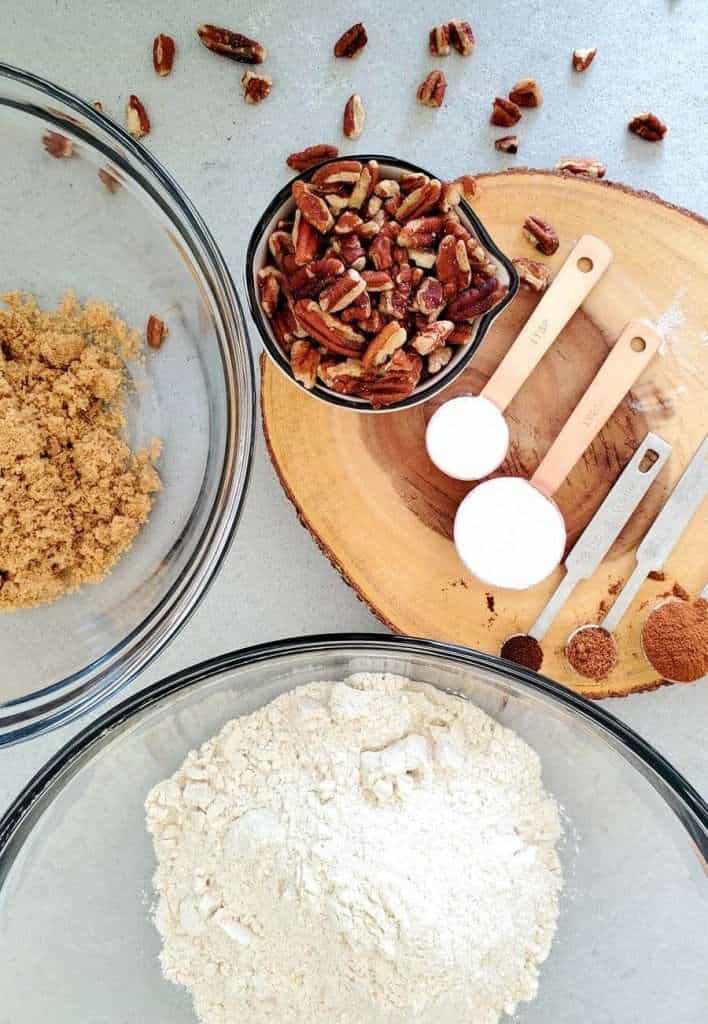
[242,71,272,103]
[361,270,394,292]
[42,131,73,158]
[126,95,150,138]
[343,93,365,139]
[334,22,368,58]
[257,267,283,316]
[513,257,551,294]
[286,144,339,171]
[411,320,454,355]
[153,34,176,76]
[448,19,475,56]
[292,180,334,234]
[428,346,453,374]
[197,24,266,64]
[448,323,474,345]
[446,277,500,320]
[429,25,450,56]
[417,70,447,108]
[628,112,667,142]
[319,357,364,389]
[290,340,320,389]
[523,214,559,255]
[399,171,429,194]
[508,78,543,108]
[268,229,294,269]
[292,212,320,265]
[368,234,394,270]
[334,211,363,235]
[319,268,367,313]
[572,47,597,71]
[375,179,401,199]
[409,249,437,269]
[490,96,521,127]
[397,216,443,249]
[294,300,364,356]
[348,162,376,209]
[436,235,471,295]
[356,350,423,408]
[414,276,445,319]
[495,134,519,153]
[440,180,463,211]
[397,180,442,221]
[339,291,372,323]
[456,174,479,201]
[335,232,367,268]
[146,314,169,349]
[556,157,606,178]
[362,321,407,369]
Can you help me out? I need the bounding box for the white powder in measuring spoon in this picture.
[146,673,564,1024]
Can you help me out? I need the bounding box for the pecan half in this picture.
[572,47,597,72]
[257,267,283,316]
[242,71,272,103]
[556,157,606,178]
[448,19,475,55]
[508,78,543,108]
[319,268,367,313]
[446,278,500,320]
[436,235,471,295]
[197,24,266,64]
[513,257,551,293]
[495,134,519,153]
[429,25,450,56]
[153,34,176,76]
[491,96,521,127]
[146,315,169,349]
[361,270,394,292]
[428,346,452,374]
[348,162,376,209]
[292,180,334,234]
[42,131,73,158]
[411,320,454,355]
[362,321,407,368]
[311,159,363,187]
[334,22,368,58]
[398,216,443,249]
[397,180,443,221]
[628,112,667,142]
[294,300,364,356]
[126,95,150,138]
[399,171,429,194]
[417,70,447,108]
[342,93,365,140]
[286,144,339,171]
[523,214,559,255]
[290,340,320,389]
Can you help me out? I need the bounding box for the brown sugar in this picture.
[500,634,544,672]
[566,626,618,680]
[642,597,708,682]
[0,291,161,609]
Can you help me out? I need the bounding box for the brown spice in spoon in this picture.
[566,626,618,679]
[642,597,708,682]
[500,634,543,672]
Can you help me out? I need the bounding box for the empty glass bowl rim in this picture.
[1,634,705,859]
[0,63,256,743]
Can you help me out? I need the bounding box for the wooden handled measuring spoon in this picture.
[454,320,661,589]
[426,235,613,480]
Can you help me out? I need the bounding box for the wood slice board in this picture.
[262,171,708,698]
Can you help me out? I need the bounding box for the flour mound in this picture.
[146,674,563,1023]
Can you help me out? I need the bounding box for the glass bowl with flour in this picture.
[0,636,706,1023]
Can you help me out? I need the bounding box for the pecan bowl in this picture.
[246,155,518,412]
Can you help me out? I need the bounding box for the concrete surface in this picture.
[1,0,706,812]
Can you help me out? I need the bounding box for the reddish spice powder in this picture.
[566,626,618,680]
[642,597,708,682]
[501,634,543,672]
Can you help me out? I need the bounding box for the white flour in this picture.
[145,673,563,1023]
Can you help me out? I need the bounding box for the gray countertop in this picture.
[2,0,706,811]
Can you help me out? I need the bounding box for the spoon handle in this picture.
[531,320,661,499]
[482,235,612,412]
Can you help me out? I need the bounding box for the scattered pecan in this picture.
[286,144,339,171]
[93,101,104,113]
[456,174,479,201]
[491,96,521,127]
[42,131,73,158]
[523,215,559,255]
[197,24,266,64]
[153,34,176,76]
[146,315,169,349]
[448,20,475,56]
[556,157,606,178]
[312,159,363,187]
[508,78,543,108]
[98,167,121,193]
[362,321,407,368]
[513,257,551,293]
[290,340,320,389]
[334,22,368,58]
[495,134,519,153]
[628,112,667,142]
[417,70,447,108]
[572,47,597,72]
[343,93,365,139]
[411,320,454,355]
[292,180,334,234]
[427,346,452,374]
[242,71,272,103]
[126,95,150,138]
[429,24,450,56]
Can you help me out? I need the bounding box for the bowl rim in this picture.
[1,633,706,861]
[245,153,519,413]
[0,63,256,745]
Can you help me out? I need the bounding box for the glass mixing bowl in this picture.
[0,635,705,1022]
[0,65,254,744]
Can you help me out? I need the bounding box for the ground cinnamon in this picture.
[500,634,544,672]
[565,626,618,680]
[642,597,708,682]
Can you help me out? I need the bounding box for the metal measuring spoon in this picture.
[426,235,613,481]
[502,432,671,662]
[454,320,661,590]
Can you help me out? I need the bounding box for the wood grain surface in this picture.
[261,171,708,698]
